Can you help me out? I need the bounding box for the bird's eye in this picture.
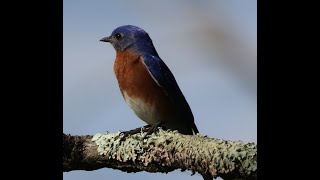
[115,33,122,40]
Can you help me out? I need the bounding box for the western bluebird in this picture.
[100,25,199,135]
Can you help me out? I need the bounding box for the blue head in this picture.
[100,25,158,55]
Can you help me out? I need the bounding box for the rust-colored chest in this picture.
[113,50,175,124]
[114,50,168,103]
[114,50,157,99]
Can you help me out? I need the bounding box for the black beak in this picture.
[100,36,111,42]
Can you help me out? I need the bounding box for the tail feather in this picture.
[191,122,199,134]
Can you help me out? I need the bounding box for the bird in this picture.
[100,25,199,135]
[100,25,213,180]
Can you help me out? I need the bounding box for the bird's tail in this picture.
[191,122,199,134]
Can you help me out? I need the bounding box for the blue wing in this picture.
[141,54,179,98]
[141,54,198,134]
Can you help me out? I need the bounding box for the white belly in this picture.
[123,91,159,125]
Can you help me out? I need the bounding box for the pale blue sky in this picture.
[63,1,256,180]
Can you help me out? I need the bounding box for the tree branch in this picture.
[63,129,256,180]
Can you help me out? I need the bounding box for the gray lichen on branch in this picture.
[63,129,257,180]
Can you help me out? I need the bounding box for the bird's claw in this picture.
[120,122,166,141]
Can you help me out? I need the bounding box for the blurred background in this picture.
[63,0,256,180]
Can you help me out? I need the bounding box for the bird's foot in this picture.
[120,122,166,141]
[120,125,151,141]
[145,121,166,136]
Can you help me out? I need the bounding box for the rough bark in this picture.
[63,129,257,180]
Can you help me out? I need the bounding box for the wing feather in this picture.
[140,54,198,134]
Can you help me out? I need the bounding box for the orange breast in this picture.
[114,50,177,125]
